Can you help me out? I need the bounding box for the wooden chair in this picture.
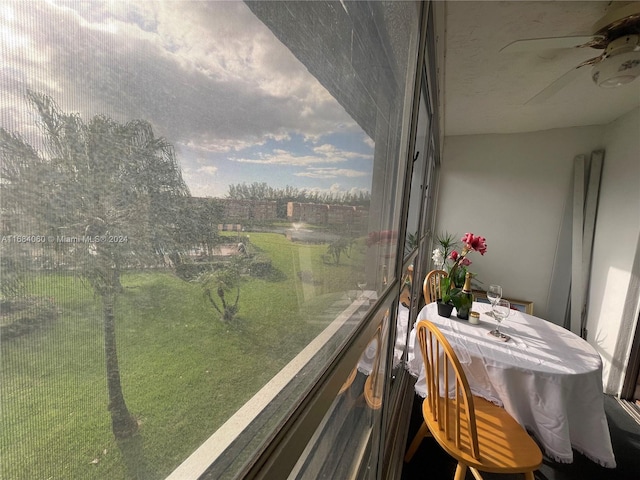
[363,325,383,410]
[404,320,542,480]
[399,264,414,307]
[423,269,447,304]
[344,309,389,408]
[338,366,358,395]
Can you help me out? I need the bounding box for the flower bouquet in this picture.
[432,232,487,312]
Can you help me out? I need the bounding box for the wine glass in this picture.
[486,284,502,318]
[490,299,511,339]
[357,279,368,299]
[487,284,502,306]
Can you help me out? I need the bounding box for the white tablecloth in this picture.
[358,304,409,375]
[407,302,616,468]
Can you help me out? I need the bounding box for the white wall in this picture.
[437,107,640,394]
[438,127,605,317]
[587,107,640,394]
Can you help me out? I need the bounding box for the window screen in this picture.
[1,1,420,478]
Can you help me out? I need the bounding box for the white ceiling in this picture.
[442,0,640,136]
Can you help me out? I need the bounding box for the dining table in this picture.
[406,301,617,468]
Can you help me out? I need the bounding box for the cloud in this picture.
[198,166,218,175]
[0,1,373,197]
[1,1,355,149]
[312,143,370,160]
[363,136,375,149]
[232,143,372,168]
[181,132,291,155]
[181,166,224,198]
[232,149,345,167]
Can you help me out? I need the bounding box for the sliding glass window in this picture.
[0,1,422,479]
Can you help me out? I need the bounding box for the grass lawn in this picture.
[1,232,366,479]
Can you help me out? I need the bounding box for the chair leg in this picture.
[454,463,468,480]
[523,472,535,480]
[469,466,484,480]
[404,421,430,462]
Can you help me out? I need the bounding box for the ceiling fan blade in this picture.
[525,67,585,105]
[525,53,603,105]
[575,53,605,68]
[592,1,640,35]
[500,35,602,53]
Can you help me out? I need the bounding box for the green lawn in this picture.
[1,233,366,479]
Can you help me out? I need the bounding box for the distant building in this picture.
[193,197,367,228]
[219,199,278,222]
[287,202,368,228]
[287,202,328,224]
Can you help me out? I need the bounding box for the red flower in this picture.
[461,232,487,255]
[436,231,488,299]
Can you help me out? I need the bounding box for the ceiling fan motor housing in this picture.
[591,35,640,87]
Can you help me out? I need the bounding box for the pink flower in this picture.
[436,231,487,297]
[461,232,474,245]
[461,233,487,255]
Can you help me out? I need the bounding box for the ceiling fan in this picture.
[500,1,640,104]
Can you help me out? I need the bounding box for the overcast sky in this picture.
[0,0,374,198]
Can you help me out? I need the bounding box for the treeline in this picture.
[226,182,371,207]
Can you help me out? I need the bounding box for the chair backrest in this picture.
[423,269,447,304]
[416,319,480,460]
[363,324,383,409]
[399,264,414,307]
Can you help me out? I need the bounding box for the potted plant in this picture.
[437,280,456,317]
[432,232,487,318]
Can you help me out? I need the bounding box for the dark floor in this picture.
[401,395,640,480]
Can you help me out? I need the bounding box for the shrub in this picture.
[1,296,57,340]
[248,255,273,278]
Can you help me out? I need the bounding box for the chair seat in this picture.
[424,395,542,474]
